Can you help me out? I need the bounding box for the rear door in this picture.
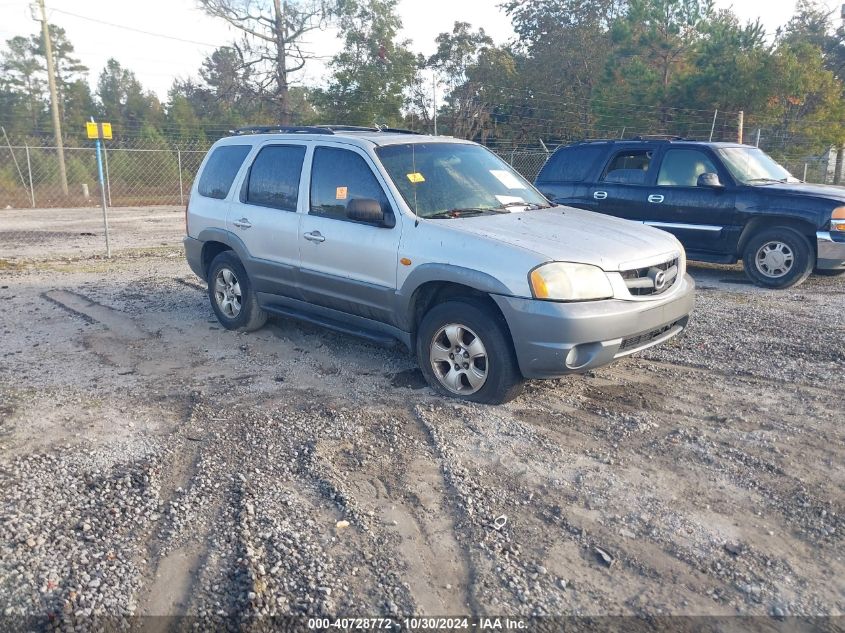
[646,146,739,256]
[534,144,607,207]
[298,144,402,325]
[232,142,308,299]
[190,143,252,238]
[589,146,658,221]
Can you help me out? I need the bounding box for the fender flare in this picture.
[393,263,514,331]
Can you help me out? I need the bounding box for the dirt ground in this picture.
[0,207,843,629]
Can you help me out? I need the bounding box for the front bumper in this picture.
[816,231,845,270]
[493,274,695,379]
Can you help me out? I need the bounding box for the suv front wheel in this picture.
[741,227,813,289]
[207,251,268,332]
[416,299,523,404]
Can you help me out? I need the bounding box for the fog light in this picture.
[565,342,601,370]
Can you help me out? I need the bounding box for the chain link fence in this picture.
[0,141,208,210]
[0,135,840,260]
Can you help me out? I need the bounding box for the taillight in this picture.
[184,196,190,235]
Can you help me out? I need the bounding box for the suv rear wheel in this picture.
[741,227,813,289]
[416,299,523,404]
[207,251,267,332]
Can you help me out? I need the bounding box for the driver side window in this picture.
[309,147,390,223]
[657,149,718,187]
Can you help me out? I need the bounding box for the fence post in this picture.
[25,144,35,208]
[177,149,184,206]
[803,163,808,182]
[103,143,113,207]
[737,111,744,144]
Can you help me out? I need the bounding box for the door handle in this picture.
[648,194,664,204]
[593,190,608,200]
[232,218,252,229]
[303,230,325,243]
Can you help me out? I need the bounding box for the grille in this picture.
[620,257,679,296]
[620,322,679,352]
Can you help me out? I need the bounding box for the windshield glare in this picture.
[717,147,799,184]
[375,143,549,218]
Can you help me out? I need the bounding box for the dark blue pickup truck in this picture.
[535,139,845,288]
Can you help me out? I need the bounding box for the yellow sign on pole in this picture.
[86,121,113,140]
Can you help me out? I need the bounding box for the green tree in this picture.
[97,59,163,137]
[429,22,517,140]
[313,0,417,126]
[0,36,46,128]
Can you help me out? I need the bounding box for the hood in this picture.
[754,181,845,202]
[442,206,683,271]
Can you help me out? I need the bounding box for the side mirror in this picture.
[697,172,723,188]
[346,198,394,227]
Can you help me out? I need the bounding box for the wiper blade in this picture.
[746,177,783,184]
[426,207,509,219]
[498,201,552,210]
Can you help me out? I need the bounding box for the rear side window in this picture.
[246,145,306,211]
[537,145,605,182]
[310,147,389,221]
[601,149,653,184]
[197,145,251,199]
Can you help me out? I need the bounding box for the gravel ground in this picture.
[0,243,843,629]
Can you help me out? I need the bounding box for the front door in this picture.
[647,147,739,256]
[298,145,402,325]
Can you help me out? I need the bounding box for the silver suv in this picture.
[184,125,695,403]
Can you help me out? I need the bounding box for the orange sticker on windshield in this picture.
[336,186,348,200]
[407,172,425,183]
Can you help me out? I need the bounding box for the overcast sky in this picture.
[1,0,843,99]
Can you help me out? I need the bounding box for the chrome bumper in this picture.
[817,231,845,270]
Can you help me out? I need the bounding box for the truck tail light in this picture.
[184,196,190,235]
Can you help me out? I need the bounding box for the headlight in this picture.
[832,206,845,231]
[529,262,613,301]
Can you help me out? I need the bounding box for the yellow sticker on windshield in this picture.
[407,172,425,183]
[336,186,348,200]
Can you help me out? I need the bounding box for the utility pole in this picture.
[432,73,438,136]
[37,0,68,196]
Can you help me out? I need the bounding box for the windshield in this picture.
[375,142,550,218]
[717,147,800,184]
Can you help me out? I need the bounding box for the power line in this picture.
[48,8,227,48]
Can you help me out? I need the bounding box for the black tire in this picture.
[814,267,845,277]
[207,251,267,332]
[416,299,524,404]
[741,227,813,289]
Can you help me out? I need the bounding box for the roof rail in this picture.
[229,124,423,136]
[632,135,688,141]
[229,125,335,135]
[316,124,421,135]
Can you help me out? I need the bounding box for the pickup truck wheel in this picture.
[742,228,813,289]
[416,299,523,404]
[207,251,267,332]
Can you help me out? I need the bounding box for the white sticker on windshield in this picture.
[490,169,526,189]
[495,195,526,207]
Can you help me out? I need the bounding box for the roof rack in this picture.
[230,125,335,135]
[229,124,422,136]
[632,135,688,141]
[317,125,421,135]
